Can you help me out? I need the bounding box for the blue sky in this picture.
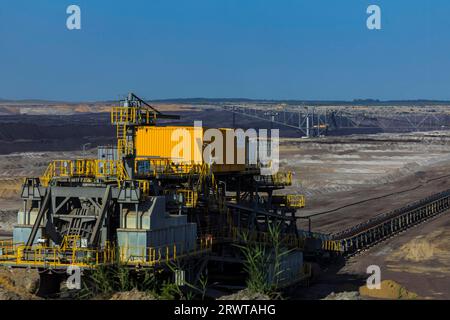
[0,0,449,101]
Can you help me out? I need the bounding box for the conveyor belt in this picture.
[329,189,450,255]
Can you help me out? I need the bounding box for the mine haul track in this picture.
[330,189,450,257]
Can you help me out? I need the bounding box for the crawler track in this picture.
[331,189,450,256]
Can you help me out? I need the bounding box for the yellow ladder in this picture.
[117,124,131,158]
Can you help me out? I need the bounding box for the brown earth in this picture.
[0,267,40,300]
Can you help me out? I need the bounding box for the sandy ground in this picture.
[296,160,450,233]
[292,213,450,300]
[278,132,450,233]
[0,149,97,237]
[277,131,450,299]
[0,149,96,210]
[282,131,450,197]
[339,213,450,299]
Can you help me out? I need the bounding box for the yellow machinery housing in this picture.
[135,126,248,173]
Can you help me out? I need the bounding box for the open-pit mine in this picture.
[1,99,450,300]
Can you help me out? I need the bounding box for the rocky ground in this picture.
[0,267,40,300]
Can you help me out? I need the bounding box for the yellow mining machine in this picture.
[0,92,312,292]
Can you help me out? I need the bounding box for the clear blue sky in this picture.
[0,0,449,101]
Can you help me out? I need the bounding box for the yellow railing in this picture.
[117,138,132,158]
[111,107,157,157]
[0,239,24,260]
[111,107,157,125]
[40,159,219,188]
[286,194,305,208]
[272,194,305,208]
[0,236,213,269]
[40,159,128,186]
[138,180,150,196]
[0,239,16,247]
[135,158,206,177]
[176,189,199,208]
[39,158,218,201]
[39,158,211,194]
[116,161,129,184]
[60,235,81,250]
[272,172,292,186]
[0,243,116,269]
[322,240,343,252]
[255,171,292,187]
[111,107,137,124]
[119,236,213,267]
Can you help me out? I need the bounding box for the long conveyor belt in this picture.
[330,189,450,256]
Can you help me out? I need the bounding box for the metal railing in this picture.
[272,172,292,186]
[0,236,213,269]
[272,194,305,208]
[176,189,199,208]
[39,158,215,195]
[111,107,157,158]
[135,158,206,177]
[118,236,213,267]
[111,107,138,124]
[40,159,129,186]
[0,243,116,269]
[286,194,305,208]
[111,107,157,125]
[255,171,292,186]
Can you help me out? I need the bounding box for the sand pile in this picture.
[389,230,447,263]
[0,178,22,199]
[359,280,418,300]
[398,238,435,262]
[385,229,450,275]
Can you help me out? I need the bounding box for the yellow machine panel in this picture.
[135,126,204,163]
[135,126,247,172]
